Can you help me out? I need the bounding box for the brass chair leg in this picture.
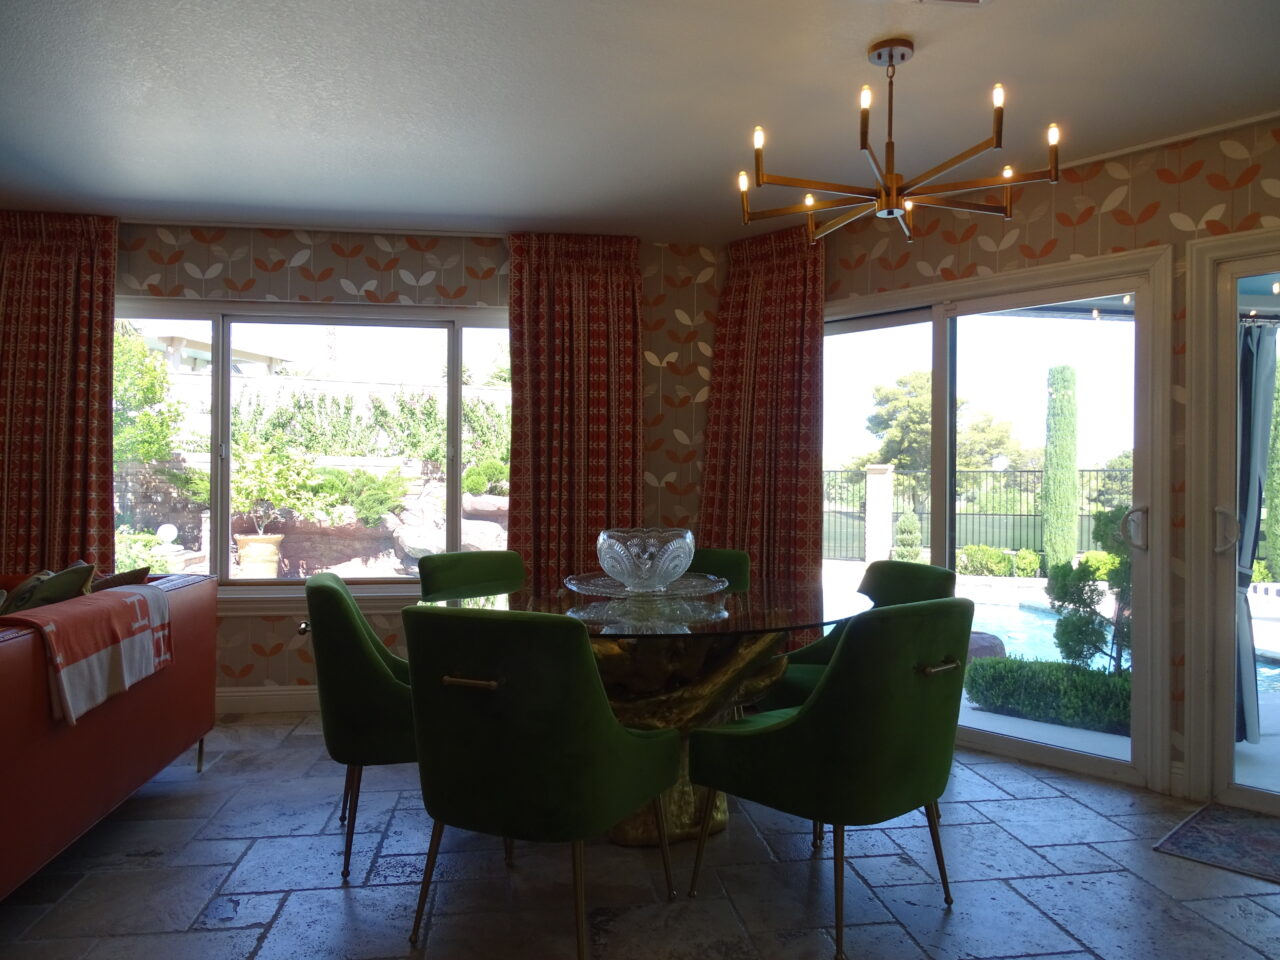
[339,765,353,824]
[409,818,445,945]
[571,839,587,960]
[687,788,718,898]
[196,737,205,774]
[652,796,675,900]
[503,836,515,867]
[341,765,363,880]
[924,801,953,906]
[811,819,822,850]
[833,823,846,960]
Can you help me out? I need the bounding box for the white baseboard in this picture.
[216,686,319,714]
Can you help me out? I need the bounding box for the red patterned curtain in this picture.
[507,233,644,595]
[0,211,118,573]
[700,225,825,586]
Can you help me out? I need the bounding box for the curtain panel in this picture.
[0,211,118,573]
[699,225,825,587]
[507,233,644,595]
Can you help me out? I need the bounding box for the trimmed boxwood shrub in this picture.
[956,543,1013,577]
[1013,548,1042,578]
[963,657,1131,735]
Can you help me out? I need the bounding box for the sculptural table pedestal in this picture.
[590,629,789,845]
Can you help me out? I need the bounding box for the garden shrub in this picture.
[893,511,922,562]
[1254,558,1272,583]
[114,526,176,574]
[955,544,1013,577]
[1080,549,1120,580]
[964,656,1131,735]
[1013,549,1042,578]
[313,468,408,527]
[462,458,510,497]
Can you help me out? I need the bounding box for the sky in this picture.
[823,312,1136,470]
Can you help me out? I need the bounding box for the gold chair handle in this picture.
[442,676,499,691]
[920,659,959,675]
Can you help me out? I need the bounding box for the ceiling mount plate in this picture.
[868,37,915,67]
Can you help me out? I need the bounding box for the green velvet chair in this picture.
[759,559,956,711]
[402,605,681,957]
[687,597,975,960]
[419,549,525,602]
[688,547,750,592]
[304,573,417,879]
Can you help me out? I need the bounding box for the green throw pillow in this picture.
[1,562,96,614]
[92,566,151,591]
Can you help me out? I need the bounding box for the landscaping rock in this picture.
[968,631,1007,659]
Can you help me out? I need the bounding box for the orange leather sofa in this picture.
[0,573,217,901]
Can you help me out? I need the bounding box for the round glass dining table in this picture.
[496,574,873,844]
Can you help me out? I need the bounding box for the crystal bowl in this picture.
[596,527,695,593]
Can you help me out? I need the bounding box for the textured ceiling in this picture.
[2,0,1279,245]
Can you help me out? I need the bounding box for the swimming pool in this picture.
[973,602,1280,694]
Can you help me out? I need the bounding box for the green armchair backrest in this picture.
[304,573,415,767]
[688,547,750,592]
[859,559,956,608]
[402,605,679,843]
[419,549,526,602]
[691,597,975,827]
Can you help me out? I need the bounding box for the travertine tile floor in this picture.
[3,712,1279,960]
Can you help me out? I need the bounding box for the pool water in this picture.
[973,603,1280,694]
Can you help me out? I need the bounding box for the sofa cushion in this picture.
[92,566,151,592]
[0,562,96,615]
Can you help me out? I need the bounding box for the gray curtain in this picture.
[1236,322,1275,744]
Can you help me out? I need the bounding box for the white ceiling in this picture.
[2,0,1279,246]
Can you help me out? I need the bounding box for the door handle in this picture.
[1214,506,1240,554]
[1118,505,1149,552]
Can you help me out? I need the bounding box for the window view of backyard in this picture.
[823,297,1140,758]
[112,317,511,581]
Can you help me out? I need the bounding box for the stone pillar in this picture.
[864,463,895,562]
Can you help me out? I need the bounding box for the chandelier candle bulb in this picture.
[859,85,871,148]
[1047,123,1060,180]
[992,83,1004,147]
[753,126,765,185]
[738,171,750,223]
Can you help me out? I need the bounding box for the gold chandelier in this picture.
[737,37,1061,244]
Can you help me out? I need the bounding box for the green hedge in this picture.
[964,657,1131,735]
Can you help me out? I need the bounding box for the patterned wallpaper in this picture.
[120,118,1280,733]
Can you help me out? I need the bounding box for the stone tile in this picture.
[593,899,755,959]
[290,713,326,736]
[738,801,812,835]
[1091,839,1280,900]
[1014,871,1270,960]
[169,839,252,867]
[377,809,505,858]
[417,907,578,960]
[209,744,326,782]
[939,765,1015,803]
[25,866,228,937]
[198,778,344,840]
[969,796,1138,846]
[82,929,260,959]
[715,860,891,932]
[203,717,307,751]
[108,779,238,822]
[755,922,930,960]
[930,801,992,825]
[1187,896,1280,957]
[887,823,1061,883]
[305,756,346,779]
[950,748,1000,764]
[194,893,284,929]
[851,854,935,888]
[421,877,512,916]
[1109,809,1198,839]
[222,834,380,892]
[55,819,204,871]
[2,871,86,906]
[367,854,427,888]
[0,903,48,941]
[1255,893,1280,916]
[357,763,421,792]
[766,827,901,862]
[1035,843,1124,874]
[1042,774,1202,818]
[321,789,399,836]
[963,761,1066,799]
[878,879,1081,960]
[0,940,98,959]
[254,886,422,960]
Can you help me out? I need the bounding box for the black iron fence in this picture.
[823,468,1132,561]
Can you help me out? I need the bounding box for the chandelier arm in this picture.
[908,166,1054,200]
[745,198,839,221]
[808,203,878,242]
[758,171,880,198]
[894,212,912,240]
[899,136,998,193]
[862,144,888,190]
[905,194,1010,216]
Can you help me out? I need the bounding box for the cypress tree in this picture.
[1041,365,1078,570]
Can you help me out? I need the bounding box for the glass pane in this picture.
[112,317,213,575]
[954,295,1135,761]
[460,327,512,551]
[1235,269,1280,795]
[822,321,933,597]
[228,321,448,580]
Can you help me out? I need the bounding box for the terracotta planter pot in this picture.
[234,533,284,578]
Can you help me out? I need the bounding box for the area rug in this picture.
[1153,803,1280,884]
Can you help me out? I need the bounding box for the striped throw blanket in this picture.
[0,585,172,724]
